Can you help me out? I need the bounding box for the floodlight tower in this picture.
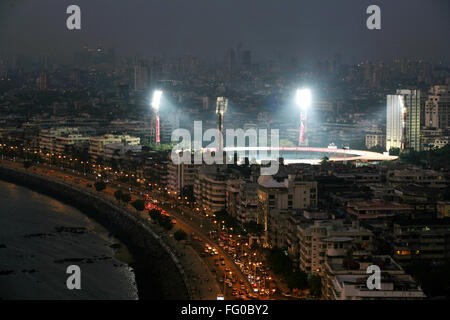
[296,89,311,146]
[151,90,163,144]
[216,97,228,152]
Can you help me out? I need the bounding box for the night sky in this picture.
[1,0,449,63]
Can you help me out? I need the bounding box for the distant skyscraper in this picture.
[386,90,422,152]
[242,50,251,71]
[133,62,149,92]
[425,85,450,131]
[202,96,209,111]
[225,48,235,72]
[225,48,236,85]
[37,72,47,90]
[401,89,422,151]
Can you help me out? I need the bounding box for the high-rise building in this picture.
[133,62,149,92]
[37,72,47,90]
[386,90,422,152]
[401,89,422,151]
[202,96,209,111]
[425,85,450,131]
[242,50,251,71]
[386,95,405,151]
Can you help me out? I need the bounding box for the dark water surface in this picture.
[0,179,138,299]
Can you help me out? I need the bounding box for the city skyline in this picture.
[1,0,449,64]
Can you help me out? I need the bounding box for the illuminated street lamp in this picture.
[151,90,163,144]
[296,89,311,146]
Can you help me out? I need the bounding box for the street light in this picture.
[151,90,163,144]
[296,88,311,146]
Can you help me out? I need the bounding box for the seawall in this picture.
[0,164,189,300]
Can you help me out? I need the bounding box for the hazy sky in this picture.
[0,0,449,63]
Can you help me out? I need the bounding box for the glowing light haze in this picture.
[296,89,312,110]
[151,90,163,111]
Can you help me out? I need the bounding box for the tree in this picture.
[320,156,329,165]
[23,160,32,169]
[389,147,400,156]
[285,271,308,290]
[243,221,264,235]
[309,275,322,297]
[148,209,173,230]
[121,192,131,203]
[149,208,161,216]
[174,229,187,241]
[266,248,292,275]
[94,181,106,192]
[131,199,145,211]
[369,145,385,153]
[114,189,124,202]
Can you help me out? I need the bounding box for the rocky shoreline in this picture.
[0,165,189,300]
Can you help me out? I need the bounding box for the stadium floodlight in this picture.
[296,89,311,110]
[296,88,311,146]
[151,90,163,111]
[151,90,163,144]
[216,97,228,153]
[216,97,228,115]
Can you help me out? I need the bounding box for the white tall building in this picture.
[386,95,404,151]
[386,90,422,152]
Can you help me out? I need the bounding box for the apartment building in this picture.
[323,255,425,300]
[39,127,80,153]
[236,180,258,224]
[297,219,372,274]
[89,134,140,161]
[194,165,229,213]
[226,179,241,219]
[387,168,447,188]
[166,153,197,195]
[54,134,90,154]
[257,174,318,234]
[104,142,142,160]
[392,218,450,263]
[365,133,386,150]
[346,199,414,220]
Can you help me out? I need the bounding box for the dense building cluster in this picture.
[1,46,450,300]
